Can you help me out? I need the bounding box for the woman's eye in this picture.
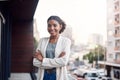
[48,24,51,27]
[48,24,57,27]
[53,24,57,27]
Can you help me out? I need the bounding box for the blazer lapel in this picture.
[43,37,49,57]
[55,36,61,57]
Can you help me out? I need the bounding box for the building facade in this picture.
[104,0,120,79]
[0,1,39,80]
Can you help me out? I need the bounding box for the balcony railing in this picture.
[114,59,120,64]
[114,46,120,51]
[114,34,120,37]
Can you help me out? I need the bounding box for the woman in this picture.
[33,15,71,80]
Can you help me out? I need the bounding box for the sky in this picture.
[34,0,107,44]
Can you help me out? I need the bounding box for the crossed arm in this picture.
[33,50,65,62]
[33,38,71,68]
[33,50,66,68]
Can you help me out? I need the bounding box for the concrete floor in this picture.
[9,73,32,80]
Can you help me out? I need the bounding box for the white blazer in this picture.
[33,36,71,80]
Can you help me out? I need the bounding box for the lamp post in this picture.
[95,45,99,69]
[103,47,106,75]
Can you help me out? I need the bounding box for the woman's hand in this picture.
[34,50,43,62]
[59,52,65,58]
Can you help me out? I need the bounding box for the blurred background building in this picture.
[99,0,120,79]
[87,33,103,46]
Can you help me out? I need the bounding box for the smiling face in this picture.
[47,20,62,37]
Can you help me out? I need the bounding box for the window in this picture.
[114,69,120,79]
[114,1,119,11]
[115,26,120,35]
[115,53,120,60]
[115,40,120,48]
[108,53,113,58]
[115,14,119,25]
[107,41,112,46]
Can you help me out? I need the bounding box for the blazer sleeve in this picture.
[33,38,53,69]
[41,38,71,68]
[33,58,42,67]
[33,38,43,67]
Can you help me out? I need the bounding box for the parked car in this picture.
[97,68,107,77]
[84,70,100,80]
[73,68,107,80]
[100,76,112,80]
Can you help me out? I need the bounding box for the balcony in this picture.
[114,20,119,25]
[114,46,120,51]
[114,34,120,37]
[114,1,119,12]
[114,14,120,25]
[114,59,120,64]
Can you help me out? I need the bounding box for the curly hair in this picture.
[47,15,66,34]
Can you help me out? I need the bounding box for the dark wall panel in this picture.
[11,21,34,72]
[0,3,11,80]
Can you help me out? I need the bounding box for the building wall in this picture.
[107,0,120,79]
[107,0,115,62]
[11,21,34,72]
[113,0,120,62]
[107,0,120,62]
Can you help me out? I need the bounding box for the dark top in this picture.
[43,43,56,80]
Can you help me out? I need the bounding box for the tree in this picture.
[83,44,105,63]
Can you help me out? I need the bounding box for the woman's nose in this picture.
[50,26,54,30]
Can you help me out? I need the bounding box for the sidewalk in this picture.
[9,73,32,80]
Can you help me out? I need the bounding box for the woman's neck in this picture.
[49,35,59,43]
[50,35,59,39]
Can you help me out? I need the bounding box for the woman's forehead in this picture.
[48,20,59,24]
